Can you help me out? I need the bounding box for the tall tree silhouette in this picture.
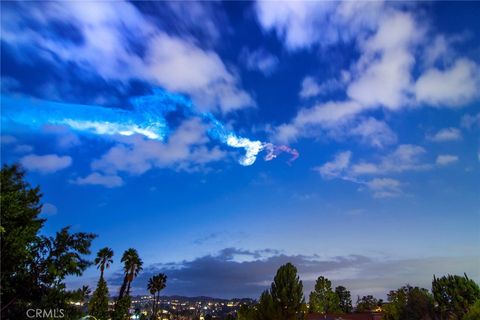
[147,273,167,320]
[118,248,143,299]
[90,247,113,320]
[94,247,114,280]
[270,262,304,320]
[1,164,95,319]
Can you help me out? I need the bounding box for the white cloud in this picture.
[299,76,343,99]
[41,203,58,216]
[299,77,322,98]
[2,1,253,113]
[72,172,124,188]
[145,33,254,112]
[436,154,459,166]
[91,118,225,175]
[314,146,431,198]
[350,118,397,148]
[240,48,279,76]
[43,125,81,148]
[423,35,451,67]
[347,12,421,110]
[272,10,420,142]
[20,154,72,174]
[415,58,480,107]
[365,178,402,198]
[1,135,17,144]
[316,146,430,179]
[270,5,479,147]
[314,151,352,179]
[352,144,430,175]
[273,101,397,150]
[1,135,33,153]
[161,1,227,45]
[274,100,365,143]
[427,127,462,142]
[255,1,383,50]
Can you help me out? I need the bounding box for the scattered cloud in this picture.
[43,125,81,149]
[1,135,33,153]
[299,77,322,99]
[240,48,279,76]
[461,112,480,130]
[270,4,479,148]
[193,232,248,246]
[347,11,422,110]
[110,247,479,299]
[2,1,253,113]
[91,119,225,176]
[273,104,396,149]
[193,233,222,246]
[272,12,418,142]
[1,135,17,144]
[299,76,343,99]
[20,154,72,174]
[436,154,459,166]
[415,58,480,107]
[145,33,254,112]
[351,145,430,175]
[255,1,383,50]
[72,172,124,188]
[159,1,229,45]
[365,178,402,198]
[41,203,58,216]
[427,127,462,142]
[314,151,352,180]
[113,248,371,298]
[314,145,432,197]
[421,34,467,67]
[274,100,365,143]
[350,118,397,148]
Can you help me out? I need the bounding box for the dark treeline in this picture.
[0,164,167,320]
[237,263,480,320]
[1,164,479,320]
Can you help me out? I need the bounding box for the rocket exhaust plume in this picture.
[263,144,300,164]
[2,89,299,166]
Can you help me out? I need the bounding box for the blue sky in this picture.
[1,1,479,299]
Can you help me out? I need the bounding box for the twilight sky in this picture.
[1,1,479,299]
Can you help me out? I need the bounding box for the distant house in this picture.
[306,312,384,320]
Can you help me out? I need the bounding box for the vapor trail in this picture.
[2,89,299,166]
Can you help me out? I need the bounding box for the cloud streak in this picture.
[20,153,72,174]
[107,247,480,299]
[314,145,433,197]
[268,2,480,147]
[1,1,252,113]
[3,89,299,168]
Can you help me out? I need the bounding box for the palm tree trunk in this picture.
[150,292,155,320]
[157,292,160,318]
[126,280,131,297]
[118,274,128,299]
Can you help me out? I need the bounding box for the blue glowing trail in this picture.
[2,89,298,166]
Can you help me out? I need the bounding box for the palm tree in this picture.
[79,285,91,305]
[94,247,114,280]
[118,248,143,299]
[147,273,167,320]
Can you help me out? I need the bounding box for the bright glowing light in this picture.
[2,88,299,166]
[226,135,264,166]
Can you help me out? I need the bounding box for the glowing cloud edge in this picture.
[2,89,299,166]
